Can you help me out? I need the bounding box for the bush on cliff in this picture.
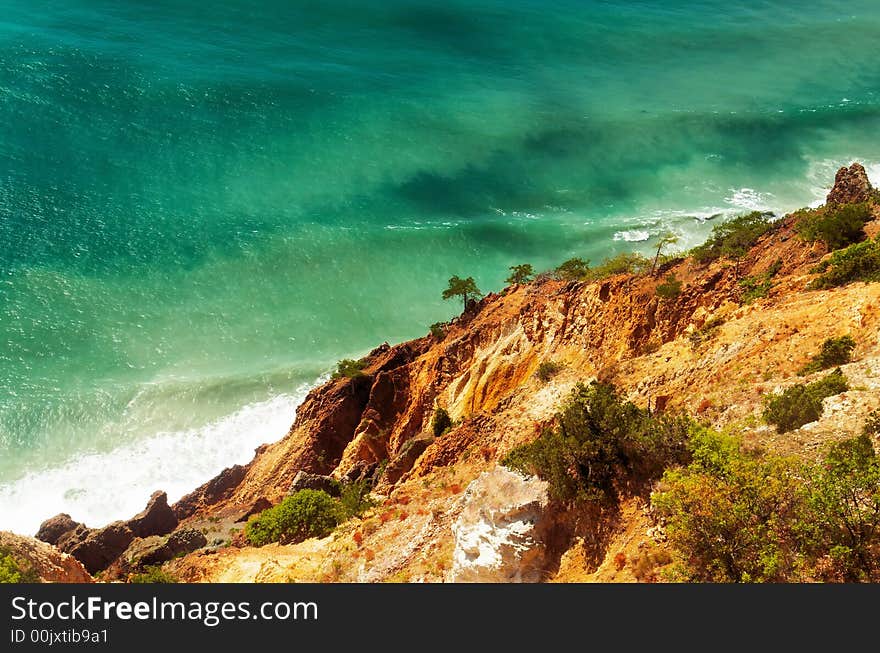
[331,358,366,380]
[589,252,650,280]
[338,478,376,519]
[807,238,880,289]
[653,427,804,582]
[0,547,38,584]
[762,368,849,433]
[502,382,691,503]
[691,211,775,265]
[795,203,872,251]
[535,360,564,382]
[654,431,880,582]
[506,264,535,285]
[245,490,342,546]
[554,257,591,281]
[798,335,856,376]
[800,434,880,582]
[655,274,682,299]
[432,406,453,437]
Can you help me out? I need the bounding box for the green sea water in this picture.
[2,0,880,533]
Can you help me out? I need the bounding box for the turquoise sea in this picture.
[2,0,880,534]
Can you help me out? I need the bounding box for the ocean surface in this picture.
[2,0,880,535]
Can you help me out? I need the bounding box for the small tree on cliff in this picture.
[506,264,535,285]
[442,276,483,313]
[651,231,679,277]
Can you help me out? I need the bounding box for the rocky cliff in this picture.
[34,164,880,583]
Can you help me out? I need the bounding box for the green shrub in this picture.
[801,435,880,581]
[331,359,366,380]
[798,336,856,376]
[506,264,535,285]
[653,428,804,582]
[554,257,591,281]
[431,407,453,438]
[690,211,775,264]
[535,360,564,382]
[0,547,38,584]
[429,322,446,339]
[688,317,724,350]
[808,238,880,289]
[795,203,872,251]
[338,479,376,519]
[762,368,849,433]
[245,490,342,546]
[130,566,177,584]
[863,408,880,436]
[502,382,691,503]
[655,431,880,582]
[655,274,682,299]
[738,275,772,304]
[589,252,650,280]
[766,258,783,278]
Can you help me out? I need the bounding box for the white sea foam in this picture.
[613,229,650,242]
[724,187,775,212]
[0,389,310,536]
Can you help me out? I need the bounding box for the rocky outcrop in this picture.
[0,531,92,583]
[37,492,181,574]
[173,464,249,520]
[127,491,177,538]
[382,435,435,485]
[65,522,134,575]
[35,513,79,546]
[450,466,552,582]
[287,471,340,497]
[114,528,208,575]
[827,162,875,205]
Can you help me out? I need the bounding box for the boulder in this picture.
[450,466,552,583]
[126,491,178,538]
[287,471,340,497]
[35,513,79,546]
[68,522,135,575]
[826,162,875,205]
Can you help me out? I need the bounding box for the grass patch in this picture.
[553,257,591,281]
[738,261,782,304]
[589,252,650,280]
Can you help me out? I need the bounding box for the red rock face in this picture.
[826,163,874,205]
